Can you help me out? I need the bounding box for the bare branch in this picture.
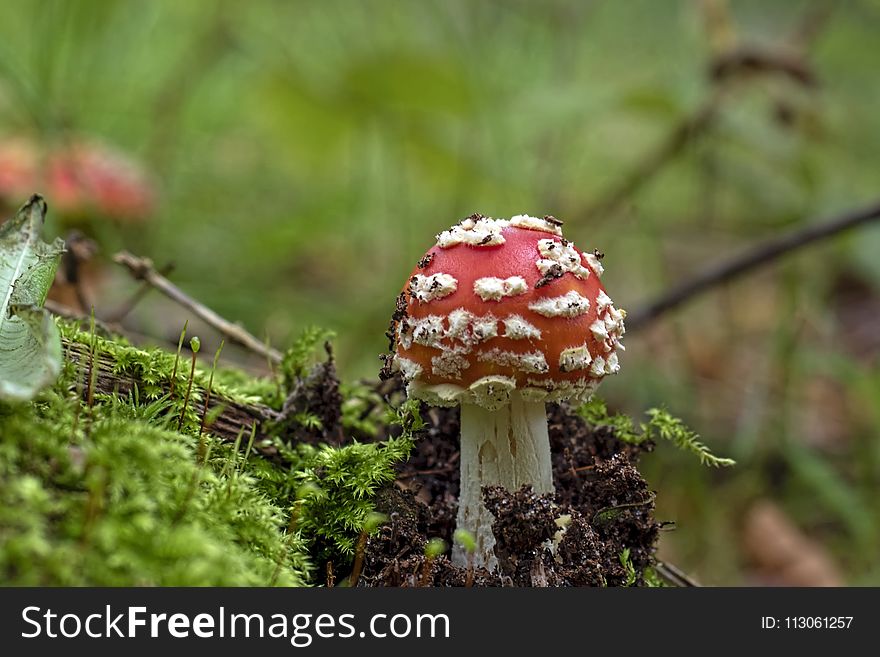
[709,46,817,87]
[105,261,175,323]
[45,299,109,331]
[583,2,831,221]
[653,560,701,587]
[113,250,283,364]
[583,91,723,219]
[626,199,880,332]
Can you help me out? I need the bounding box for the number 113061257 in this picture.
[761,616,854,630]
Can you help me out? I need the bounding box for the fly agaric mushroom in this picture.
[388,213,626,568]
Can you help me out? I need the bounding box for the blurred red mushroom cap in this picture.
[0,136,156,223]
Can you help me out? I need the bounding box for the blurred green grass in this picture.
[1,0,878,585]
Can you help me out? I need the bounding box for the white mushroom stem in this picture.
[453,395,554,570]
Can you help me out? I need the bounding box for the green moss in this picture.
[289,436,413,561]
[6,320,693,587]
[0,322,417,586]
[0,390,308,585]
[641,567,668,588]
[577,397,735,468]
[577,397,644,444]
[619,548,638,587]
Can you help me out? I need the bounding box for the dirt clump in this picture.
[359,400,660,587]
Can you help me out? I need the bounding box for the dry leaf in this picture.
[742,499,843,586]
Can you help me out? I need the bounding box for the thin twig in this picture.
[396,467,457,479]
[584,3,828,220]
[654,560,701,587]
[626,199,880,332]
[583,90,724,219]
[709,45,817,87]
[44,298,80,320]
[105,261,175,323]
[45,299,115,335]
[113,250,282,364]
[44,300,184,350]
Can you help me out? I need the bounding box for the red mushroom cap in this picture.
[0,137,156,222]
[391,214,625,409]
[48,141,156,221]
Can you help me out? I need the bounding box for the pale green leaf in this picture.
[0,195,65,401]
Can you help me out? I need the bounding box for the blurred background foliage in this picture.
[0,0,878,585]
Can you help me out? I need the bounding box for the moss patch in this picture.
[0,321,416,586]
[2,320,708,587]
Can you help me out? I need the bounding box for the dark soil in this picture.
[356,381,660,587]
[287,355,660,587]
[274,343,346,446]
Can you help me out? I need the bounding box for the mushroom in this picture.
[389,213,626,569]
[0,136,156,223]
